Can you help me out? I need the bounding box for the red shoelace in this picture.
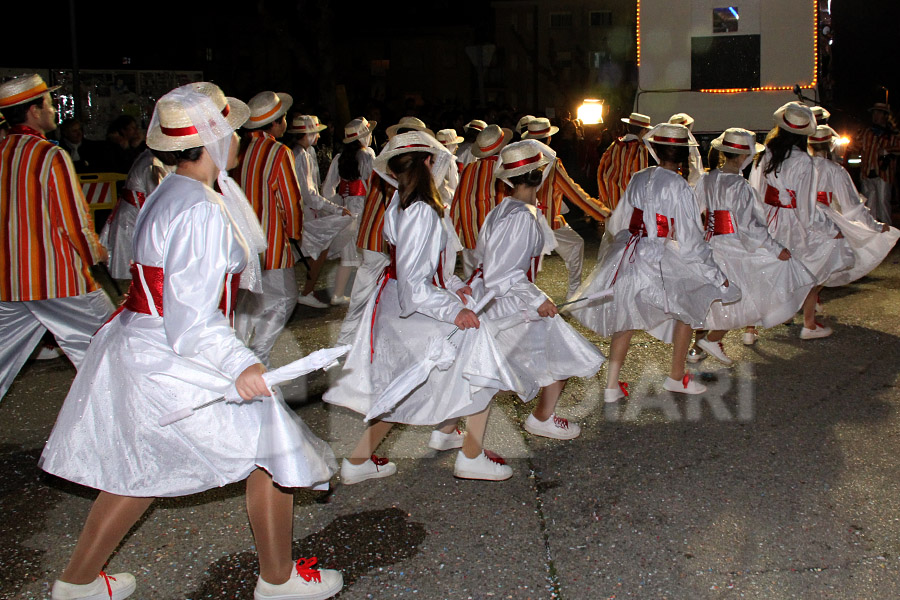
[483,450,506,465]
[552,415,569,429]
[370,454,389,469]
[294,557,322,583]
[99,571,116,599]
[681,374,692,388]
[618,381,629,397]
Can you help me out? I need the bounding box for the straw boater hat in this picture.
[668,112,695,130]
[493,141,552,183]
[386,116,434,139]
[809,124,838,145]
[710,127,764,155]
[244,91,292,129]
[288,114,327,134]
[811,106,831,122]
[869,102,891,114]
[343,117,376,144]
[470,124,513,158]
[463,119,487,133]
[436,128,464,145]
[515,115,535,135]
[620,112,652,129]
[521,117,559,140]
[373,130,449,180]
[773,102,816,136]
[644,123,698,147]
[0,74,61,109]
[147,82,249,151]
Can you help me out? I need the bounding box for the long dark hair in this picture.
[652,143,690,181]
[338,140,362,180]
[387,151,442,215]
[761,127,807,177]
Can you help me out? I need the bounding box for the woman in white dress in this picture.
[568,123,739,401]
[749,103,855,340]
[290,115,353,306]
[695,128,816,364]
[324,131,527,482]
[40,84,342,600]
[320,117,377,305]
[470,141,606,439]
[808,125,899,287]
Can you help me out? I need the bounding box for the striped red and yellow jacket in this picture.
[538,160,610,230]
[356,171,396,253]
[856,128,899,184]
[231,131,303,270]
[596,137,649,212]
[451,156,507,249]
[0,130,104,301]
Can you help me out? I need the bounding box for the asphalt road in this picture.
[3,237,900,600]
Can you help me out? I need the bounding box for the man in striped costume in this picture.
[0,74,114,401]
[854,103,899,225]
[231,90,303,366]
[451,124,512,277]
[596,112,652,212]
[521,117,612,299]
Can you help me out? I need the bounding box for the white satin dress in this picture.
[749,150,854,285]
[322,147,376,267]
[293,145,352,259]
[41,175,336,497]
[568,167,740,342]
[813,156,900,287]
[696,169,816,329]
[323,195,528,425]
[472,197,605,390]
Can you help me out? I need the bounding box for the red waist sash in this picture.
[816,191,831,206]
[123,189,146,209]
[123,263,240,319]
[612,208,673,284]
[338,178,366,198]
[705,210,736,241]
[764,185,797,209]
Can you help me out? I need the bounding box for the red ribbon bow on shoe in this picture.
[295,557,322,583]
[371,454,390,468]
[618,381,629,397]
[681,374,692,389]
[484,450,506,465]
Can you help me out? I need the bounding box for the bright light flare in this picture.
[837,136,850,146]
[577,99,604,125]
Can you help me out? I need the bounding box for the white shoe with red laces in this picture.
[696,337,733,366]
[254,557,343,600]
[428,428,465,451]
[524,413,581,440]
[454,450,512,481]
[663,374,707,395]
[604,381,629,403]
[800,322,833,340]
[340,455,396,485]
[51,572,135,600]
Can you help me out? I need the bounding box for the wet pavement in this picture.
[3,235,900,599]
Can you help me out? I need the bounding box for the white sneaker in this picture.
[524,413,581,440]
[254,558,342,600]
[51,572,135,600]
[329,295,350,306]
[696,337,733,366]
[428,428,465,451]
[340,456,397,485]
[35,345,64,360]
[800,323,833,340]
[742,331,758,346]
[297,293,329,309]
[604,381,628,403]
[663,374,707,395]
[453,450,512,481]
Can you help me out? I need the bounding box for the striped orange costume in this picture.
[0,129,105,301]
[451,156,507,249]
[596,137,649,212]
[232,130,303,270]
[356,171,395,253]
[857,128,899,184]
[539,160,610,229]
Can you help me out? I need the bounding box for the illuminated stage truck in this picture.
[635,0,819,135]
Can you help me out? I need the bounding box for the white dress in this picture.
[696,170,816,329]
[322,147,376,267]
[323,195,529,424]
[99,148,170,278]
[293,145,352,259]
[813,156,900,287]
[472,197,605,389]
[568,167,740,342]
[749,150,854,285]
[40,175,336,497]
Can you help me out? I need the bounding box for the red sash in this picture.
[764,185,797,228]
[816,191,831,206]
[338,178,366,198]
[704,210,736,241]
[611,208,672,284]
[122,263,240,319]
[123,189,146,209]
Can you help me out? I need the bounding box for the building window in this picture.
[590,11,613,27]
[550,12,573,28]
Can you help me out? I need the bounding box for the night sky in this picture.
[2,0,897,129]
